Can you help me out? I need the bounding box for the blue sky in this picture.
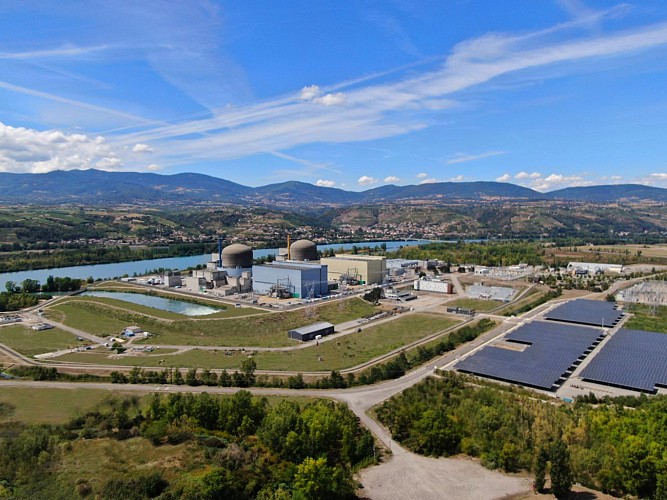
[2,1,667,191]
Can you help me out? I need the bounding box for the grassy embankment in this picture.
[47,297,378,348]
[54,313,459,371]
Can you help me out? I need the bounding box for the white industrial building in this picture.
[413,278,454,294]
[567,262,624,275]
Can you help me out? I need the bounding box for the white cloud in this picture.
[529,173,589,191]
[146,163,161,171]
[0,121,124,173]
[447,150,506,164]
[384,176,400,183]
[449,175,465,181]
[132,143,154,153]
[416,172,428,178]
[358,175,379,186]
[636,173,667,186]
[299,85,321,100]
[315,179,336,187]
[419,177,438,184]
[496,173,511,182]
[515,171,542,180]
[314,93,345,106]
[96,157,123,169]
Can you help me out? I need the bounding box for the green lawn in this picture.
[624,303,667,333]
[0,324,79,356]
[0,387,146,424]
[55,313,459,371]
[48,297,378,348]
[447,297,502,312]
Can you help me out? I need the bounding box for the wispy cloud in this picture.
[0,44,112,60]
[447,150,506,164]
[5,7,667,177]
[384,175,400,183]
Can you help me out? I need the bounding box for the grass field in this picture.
[447,297,502,312]
[624,303,667,333]
[48,297,378,347]
[0,324,79,356]
[55,313,459,371]
[0,387,145,424]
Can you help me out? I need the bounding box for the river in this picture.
[0,239,437,290]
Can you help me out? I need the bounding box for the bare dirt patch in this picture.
[357,451,532,500]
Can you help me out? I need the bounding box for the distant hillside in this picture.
[548,184,667,202]
[0,169,666,206]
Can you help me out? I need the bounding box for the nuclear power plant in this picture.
[180,237,388,300]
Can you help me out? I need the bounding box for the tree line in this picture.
[376,372,667,499]
[0,391,375,499]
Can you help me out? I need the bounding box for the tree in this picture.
[293,457,353,500]
[21,279,40,294]
[240,357,256,387]
[550,441,573,499]
[4,281,16,293]
[534,444,549,492]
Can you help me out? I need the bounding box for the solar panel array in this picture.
[580,329,667,393]
[545,299,624,328]
[455,321,604,390]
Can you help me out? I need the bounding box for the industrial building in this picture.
[184,241,254,295]
[413,278,454,294]
[567,262,624,275]
[253,260,328,299]
[288,322,335,342]
[320,254,387,285]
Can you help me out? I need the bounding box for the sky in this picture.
[2,1,667,192]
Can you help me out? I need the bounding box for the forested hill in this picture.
[1,169,666,206]
[548,184,667,202]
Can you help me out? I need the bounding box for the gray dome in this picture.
[222,243,253,268]
[290,239,318,261]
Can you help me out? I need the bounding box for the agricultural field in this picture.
[0,324,79,357]
[46,297,379,347]
[54,313,459,371]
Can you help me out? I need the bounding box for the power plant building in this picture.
[289,239,319,261]
[253,261,329,299]
[320,255,387,285]
[220,243,253,277]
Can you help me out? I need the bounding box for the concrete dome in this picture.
[290,239,318,261]
[222,243,253,268]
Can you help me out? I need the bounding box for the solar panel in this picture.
[456,321,604,390]
[545,299,624,328]
[580,329,667,393]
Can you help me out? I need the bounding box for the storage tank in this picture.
[222,243,253,276]
[290,239,318,261]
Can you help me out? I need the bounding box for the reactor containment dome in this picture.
[222,243,253,269]
[290,239,319,261]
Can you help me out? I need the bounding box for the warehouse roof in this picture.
[289,322,335,335]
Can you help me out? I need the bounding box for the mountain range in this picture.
[1,169,666,206]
